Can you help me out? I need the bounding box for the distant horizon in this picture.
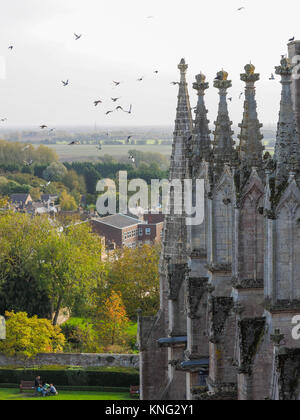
[0,123,278,131]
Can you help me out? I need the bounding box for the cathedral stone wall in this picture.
[139,49,300,401]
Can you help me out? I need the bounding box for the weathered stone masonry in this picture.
[139,42,300,400]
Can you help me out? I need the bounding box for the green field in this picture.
[46,144,172,162]
[0,388,131,401]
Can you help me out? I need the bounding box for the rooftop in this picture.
[93,214,140,229]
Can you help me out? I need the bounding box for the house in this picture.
[41,194,58,204]
[137,213,164,245]
[91,214,140,249]
[10,193,32,207]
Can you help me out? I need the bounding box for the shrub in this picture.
[0,367,139,387]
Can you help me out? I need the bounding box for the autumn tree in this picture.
[60,190,78,211]
[0,311,65,359]
[105,244,161,319]
[96,291,129,346]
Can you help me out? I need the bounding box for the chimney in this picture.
[288,41,300,134]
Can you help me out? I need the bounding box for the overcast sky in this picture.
[0,0,299,128]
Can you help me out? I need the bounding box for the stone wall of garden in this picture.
[0,353,139,369]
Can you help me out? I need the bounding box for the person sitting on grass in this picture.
[49,384,58,396]
[41,382,50,397]
[36,385,43,397]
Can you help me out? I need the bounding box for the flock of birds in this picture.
[0,7,298,166]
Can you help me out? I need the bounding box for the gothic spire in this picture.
[238,64,264,167]
[170,58,193,180]
[212,70,235,173]
[274,57,300,184]
[192,72,211,167]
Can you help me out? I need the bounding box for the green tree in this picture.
[0,311,65,359]
[60,191,78,211]
[43,162,67,182]
[0,212,106,324]
[32,223,106,325]
[105,245,161,319]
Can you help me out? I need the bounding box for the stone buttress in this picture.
[138,59,193,400]
[232,64,266,400]
[205,71,237,398]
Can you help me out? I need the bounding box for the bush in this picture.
[0,367,139,387]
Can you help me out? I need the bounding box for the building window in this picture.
[139,228,143,236]
[145,228,151,235]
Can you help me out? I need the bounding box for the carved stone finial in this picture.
[193,73,209,96]
[212,71,234,175]
[275,57,293,76]
[238,63,264,171]
[214,70,232,90]
[241,63,260,83]
[275,55,300,185]
[178,58,188,74]
[191,73,212,170]
[245,63,255,75]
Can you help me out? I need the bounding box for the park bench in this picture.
[130,385,140,398]
[20,380,35,393]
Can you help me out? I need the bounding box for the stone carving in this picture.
[238,318,266,375]
[187,277,208,319]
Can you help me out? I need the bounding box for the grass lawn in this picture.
[0,388,131,401]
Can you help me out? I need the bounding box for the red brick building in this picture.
[91,213,164,249]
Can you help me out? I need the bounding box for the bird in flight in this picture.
[40,125,47,129]
[171,81,179,86]
[228,97,233,102]
[123,104,132,114]
[269,73,275,80]
[106,110,114,115]
[0,118,8,122]
[74,33,82,41]
[289,36,295,42]
[113,81,121,87]
[237,7,245,11]
[154,70,159,74]
[62,80,69,87]
[111,97,121,102]
[116,106,124,111]
[137,77,144,82]
[69,141,81,146]
[8,45,13,50]
[94,100,102,107]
